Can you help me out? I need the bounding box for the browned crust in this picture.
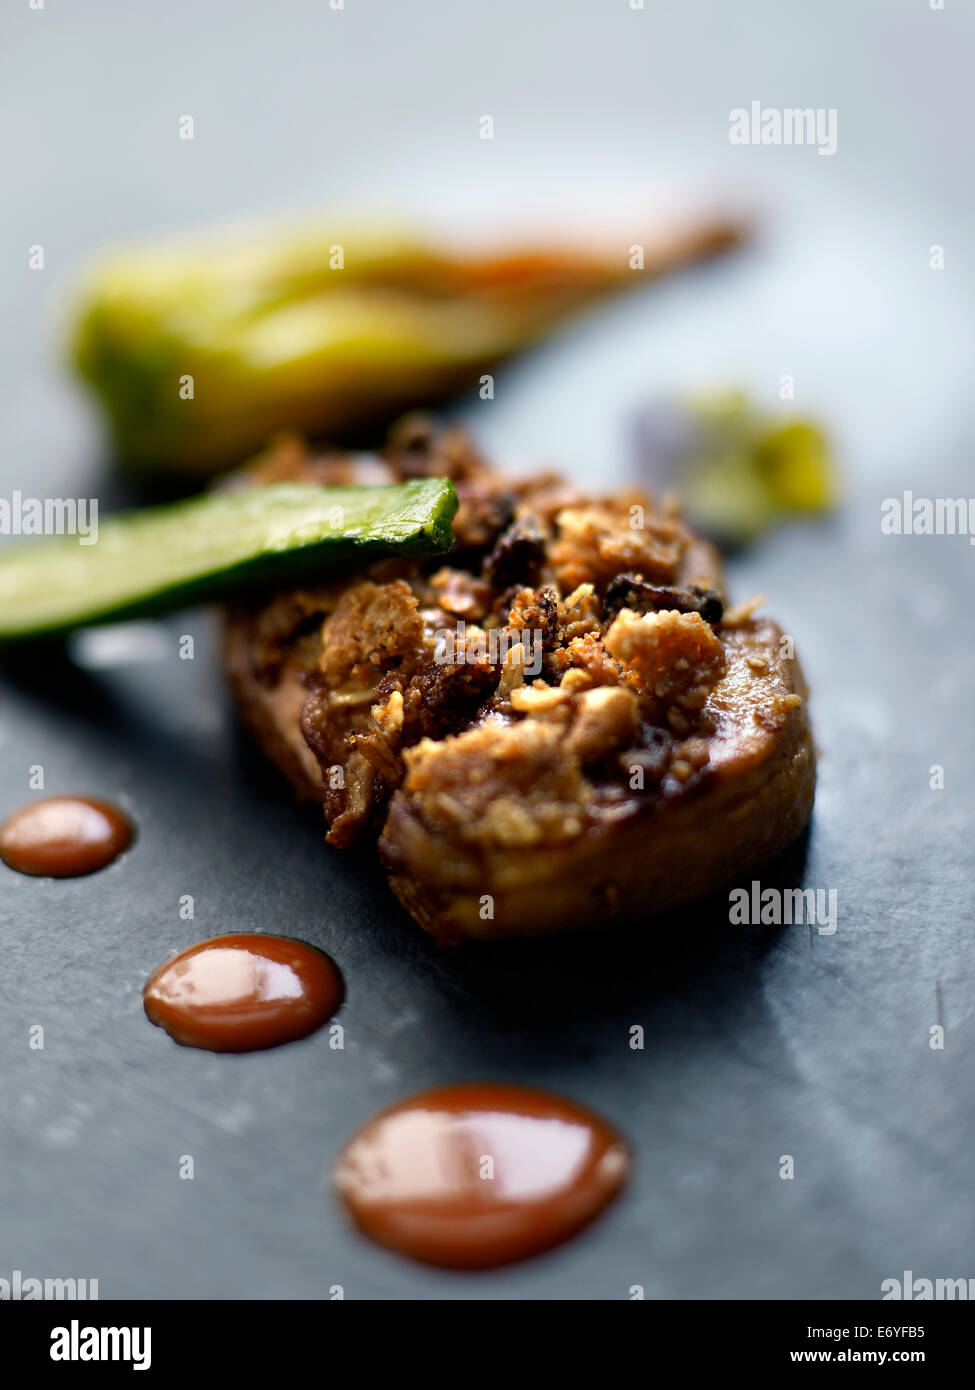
[222,422,816,942]
[224,617,326,801]
[378,620,814,940]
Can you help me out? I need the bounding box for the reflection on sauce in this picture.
[143,933,343,1053]
[0,796,133,878]
[334,1082,629,1269]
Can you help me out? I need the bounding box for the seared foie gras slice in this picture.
[380,616,813,940]
[224,418,815,941]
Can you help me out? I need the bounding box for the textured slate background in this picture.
[1,0,972,1299]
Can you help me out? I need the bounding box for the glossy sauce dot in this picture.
[334,1082,629,1269]
[144,933,344,1053]
[0,796,133,878]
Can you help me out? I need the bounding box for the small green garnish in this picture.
[638,390,837,544]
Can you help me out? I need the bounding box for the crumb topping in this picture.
[230,418,800,854]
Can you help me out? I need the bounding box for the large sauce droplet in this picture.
[0,796,133,877]
[334,1082,629,1269]
[144,933,344,1053]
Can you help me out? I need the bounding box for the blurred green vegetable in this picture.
[636,389,836,544]
[70,216,743,479]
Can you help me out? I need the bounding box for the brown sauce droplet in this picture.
[144,933,344,1053]
[334,1082,629,1269]
[0,796,133,878]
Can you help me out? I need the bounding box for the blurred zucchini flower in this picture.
[70,215,744,479]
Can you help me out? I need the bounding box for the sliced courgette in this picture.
[0,479,457,641]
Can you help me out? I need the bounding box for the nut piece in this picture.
[604,608,725,714]
[565,687,640,762]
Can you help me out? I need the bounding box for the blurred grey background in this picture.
[3,0,973,488]
[1,0,973,1301]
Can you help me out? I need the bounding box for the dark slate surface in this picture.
[1,0,972,1299]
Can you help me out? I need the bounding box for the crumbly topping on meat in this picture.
[402,721,592,851]
[319,579,424,685]
[229,418,759,852]
[603,609,725,723]
[549,501,685,591]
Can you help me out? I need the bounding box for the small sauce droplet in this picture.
[0,796,133,878]
[334,1082,629,1269]
[144,933,344,1053]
